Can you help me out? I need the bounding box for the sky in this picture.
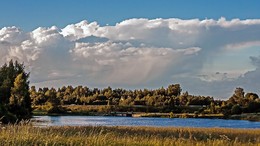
[0,0,260,99]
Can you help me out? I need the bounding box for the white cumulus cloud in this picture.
[1,18,260,98]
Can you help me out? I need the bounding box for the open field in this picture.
[0,123,260,145]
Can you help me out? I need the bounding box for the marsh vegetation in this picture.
[0,123,260,145]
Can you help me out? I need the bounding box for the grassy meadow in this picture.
[0,123,260,145]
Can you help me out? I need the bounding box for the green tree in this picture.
[167,84,182,97]
[234,87,244,98]
[45,88,65,114]
[245,93,259,101]
[247,101,260,113]
[9,73,32,120]
[210,102,216,114]
[231,104,242,115]
[0,60,32,123]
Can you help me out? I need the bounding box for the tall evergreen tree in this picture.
[9,73,32,120]
[0,60,32,123]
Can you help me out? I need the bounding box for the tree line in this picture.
[30,83,260,115]
[0,60,260,123]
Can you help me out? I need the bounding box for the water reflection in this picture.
[33,116,260,128]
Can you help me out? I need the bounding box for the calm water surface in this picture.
[33,116,260,128]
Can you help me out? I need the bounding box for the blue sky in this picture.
[1,0,260,98]
[1,0,260,30]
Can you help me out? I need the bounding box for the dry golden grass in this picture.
[0,123,259,145]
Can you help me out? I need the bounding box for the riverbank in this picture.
[230,113,260,121]
[33,110,226,119]
[1,124,259,145]
[33,111,260,122]
[32,105,260,121]
[133,112,225,118]
[133,113,260,121]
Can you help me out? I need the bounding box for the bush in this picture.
[169,112,174,118]
[247,101,260,113]
[44,102,66,114]
[0,104,17,124]
[194,111,199,118]
[231,104,242,115]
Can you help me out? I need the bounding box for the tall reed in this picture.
[0,123,259,145]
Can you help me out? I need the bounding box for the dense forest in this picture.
[1,60,260,123]
[30,83,260,116]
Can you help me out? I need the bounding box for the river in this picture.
[33,116,260,128]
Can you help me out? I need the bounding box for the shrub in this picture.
[231,104,242,115]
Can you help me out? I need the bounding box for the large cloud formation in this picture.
[1,18,260,98]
